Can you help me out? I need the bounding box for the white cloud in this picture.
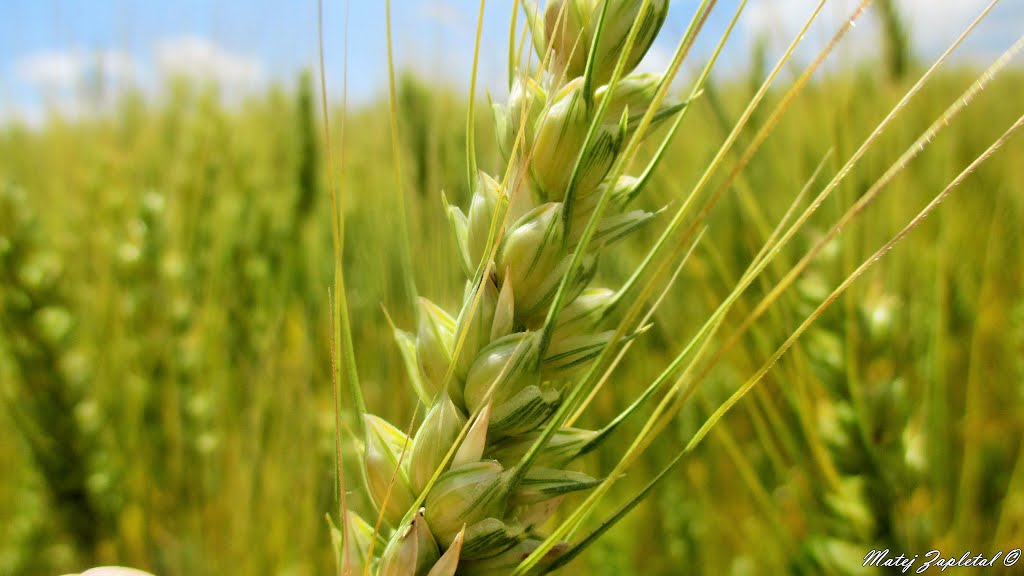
[17,52,80,87]
[634,44,674,75]
[420,1,464,30]
[899,0,989,46]
[9,49,135,125]
[742,0,880,53]
[153,36,265,88]
[16,49,136,90]
[740,0,1022,63]
[5,37,267,126]
[898,0,1022,57]
[16,37,265,93]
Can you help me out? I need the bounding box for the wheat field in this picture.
[1,1,1023,574]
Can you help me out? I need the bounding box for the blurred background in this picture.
[1,1,1023,574]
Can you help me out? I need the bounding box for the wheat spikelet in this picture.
[342,1,679,573]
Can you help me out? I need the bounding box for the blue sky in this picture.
[1,1,1021,124]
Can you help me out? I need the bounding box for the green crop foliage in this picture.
[1,9,1023,574]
